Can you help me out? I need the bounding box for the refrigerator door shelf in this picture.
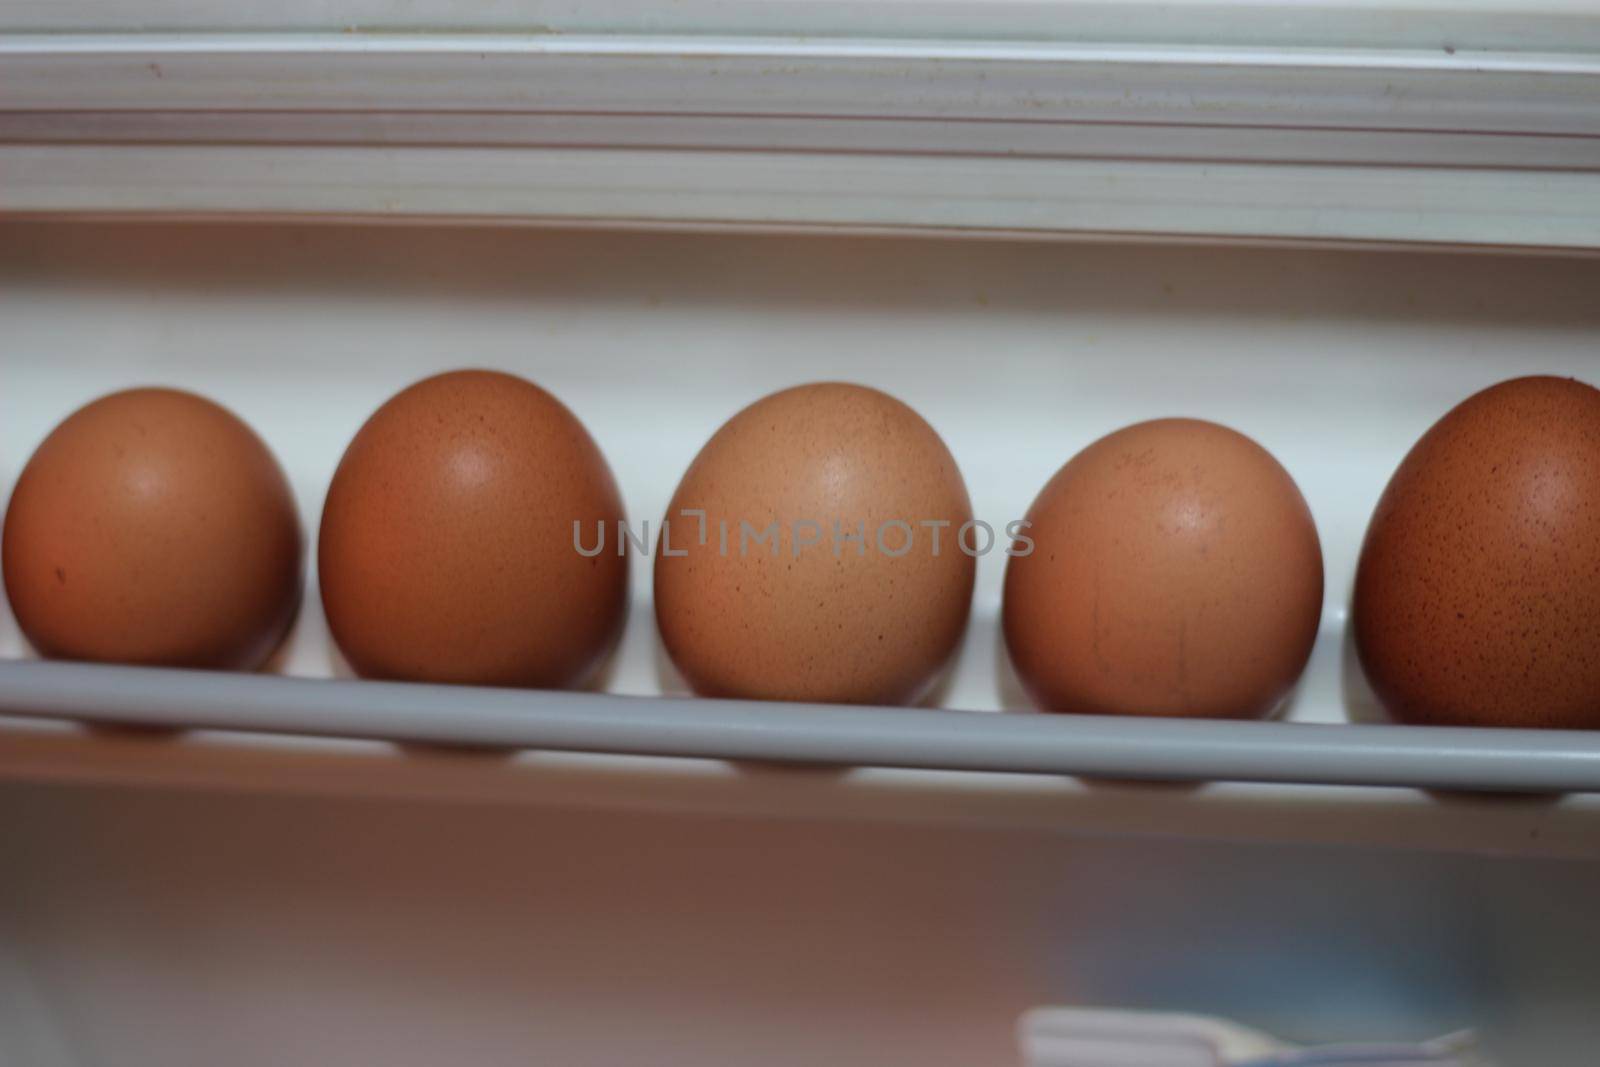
[3,217,1600,859]
[3,32,1600,246]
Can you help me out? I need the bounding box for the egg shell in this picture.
[2,388,303,670]
[1003,418,1324,719]
[318,369,628,688]
[654,382,975,705]
[1354,375,1600,728]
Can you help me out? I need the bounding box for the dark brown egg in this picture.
[1354,376,1600,728]
[654,383,975,705]
[1004,418,1323,718]
[319,370,627,688]
[3,388,302,669]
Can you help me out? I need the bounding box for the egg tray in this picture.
[7,216,1600,827]
[3,660,1599,794]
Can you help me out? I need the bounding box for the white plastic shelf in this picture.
[4,32,1600,247]
[2,218,1599,860]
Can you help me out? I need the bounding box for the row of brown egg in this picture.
[5,371,1598,729]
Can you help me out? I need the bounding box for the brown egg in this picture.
[3,388,302,670]
[1003,418,1323,718]
[1354,376,1600,729]
[655,383,975,705]
[319,370,627,688]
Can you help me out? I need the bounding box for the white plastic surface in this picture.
[5,34,1600,246]
[9,0,1600,52]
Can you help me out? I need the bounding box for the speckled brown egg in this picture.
[654,383,975,705]
[1003,418,1323,718]
[318,370,627,688]
[3,388,302,669]
[1354,376,1600,729]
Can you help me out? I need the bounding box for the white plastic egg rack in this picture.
[3,221,1599,861]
